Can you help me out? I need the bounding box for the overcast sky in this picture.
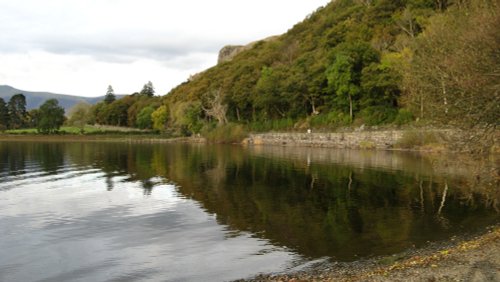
[0,0,329,97]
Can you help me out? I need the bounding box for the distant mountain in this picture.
[0,85,117,111]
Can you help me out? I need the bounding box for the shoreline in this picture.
[0,134,206,144]
[1,127,498,151]
[243,225,500,281]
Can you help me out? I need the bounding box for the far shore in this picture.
[0,133,206,143]
[2,128,498,155]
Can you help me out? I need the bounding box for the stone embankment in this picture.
[246,130,406,149]
[245,128,499,153]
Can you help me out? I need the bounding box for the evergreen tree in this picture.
[0,98,9,130]
[104,85,116,104]
[8,93,27,129]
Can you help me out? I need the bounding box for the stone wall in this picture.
[247,131,405,149]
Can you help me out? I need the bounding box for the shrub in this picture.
[396,130,444,149]
[394,109,414,125]
[202,123,248,143]
[248,118,294,132]
[358,106,398,126]
[309,111,351,128]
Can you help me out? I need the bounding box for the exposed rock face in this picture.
[217,45,246,64]
[217,36,279,64]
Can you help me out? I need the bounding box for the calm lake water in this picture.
[0,141,498,281]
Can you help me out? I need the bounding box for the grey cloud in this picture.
[0,22,226,64]
[24,31,225,64]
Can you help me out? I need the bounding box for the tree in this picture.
[0,98,9,131]
[27,109,40,128]
[67,102,92,133]
[254,67,287,119]
[201,89,228,126]
[8,94,27,129]
[326,42,380,123]
[404,2,500,128]
[136,106,154,129]
[104,85,116,104]
[140,81,155,97]
[151,105,169,132]
[327,54,359,122]
[106,100,129,126]
[360,62,400,108]
[37,99,65,134]
[170,101,202,135]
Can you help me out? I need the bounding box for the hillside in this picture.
[160,0,499,134]
[0,85,110,111]
[34,0,497,141]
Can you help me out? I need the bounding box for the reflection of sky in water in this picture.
[0,164,300,282]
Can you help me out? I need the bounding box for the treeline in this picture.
[66,82,165,133]
[88,82,162,128]
[0,94,65,133]
[0,81,164,134]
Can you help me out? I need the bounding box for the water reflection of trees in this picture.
[0,142,64,175]
[157,145,498,260]
[1,142,497,260]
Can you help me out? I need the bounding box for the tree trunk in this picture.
[441,76,448,115]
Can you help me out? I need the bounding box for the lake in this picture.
[0,141,498,281]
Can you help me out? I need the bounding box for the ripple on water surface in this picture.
[0,157,299,282]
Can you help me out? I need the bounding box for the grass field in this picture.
[4,125,153,135]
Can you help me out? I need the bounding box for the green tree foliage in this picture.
[125,94,159,127]
[326,42,380,122]
[0,98,9,131]
[106,100,129,126]
[67,102,92,133]
[90,90,161,129]
[327,53,359,122]
[254,66,287,120]
[136,106,154,129]
[8,94,28,129]
[104,85,116,104]
[151,105,169,132]
[37,99,65,134]
[169,101,203,136]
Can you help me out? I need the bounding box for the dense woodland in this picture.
[160,0,499,135]
[0,94,65,134]
[1,0,498,138]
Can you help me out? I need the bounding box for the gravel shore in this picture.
[240,226,499,282]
